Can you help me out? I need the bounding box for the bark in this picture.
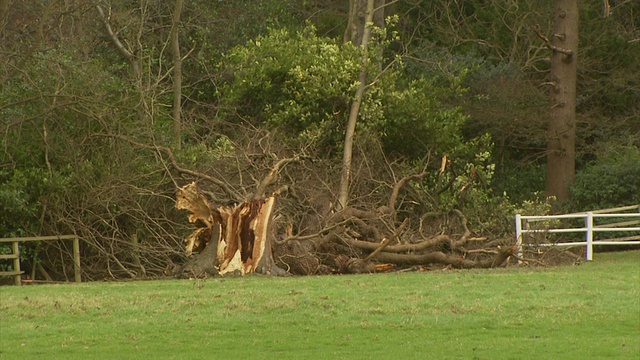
[174,182,288,277]
[373,243,516,269]
[170,0,184,150]
[344,0,386,45]
[545,0,578,201]
[338,0,376,210]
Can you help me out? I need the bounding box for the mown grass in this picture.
[1,251,639,359]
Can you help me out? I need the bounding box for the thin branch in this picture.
[252,155,304,200]
[95,2,141,79]
[532,25,573,58]
[276,219,351,246]
[99,134,242,201]
[374,0,399,13]
[388,170,427,212]
[363,218,408,262]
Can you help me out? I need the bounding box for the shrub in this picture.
[570,145,640,211]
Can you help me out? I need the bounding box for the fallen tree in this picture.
[171,154,518,277]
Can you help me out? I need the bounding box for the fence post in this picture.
[12,241,21,285]
[515,214,522,262]
[586,212,594,261]
[73,236,81,283]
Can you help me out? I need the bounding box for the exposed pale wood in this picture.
[175,182,286,276]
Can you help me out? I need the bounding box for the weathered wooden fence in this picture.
[0,235,81,285]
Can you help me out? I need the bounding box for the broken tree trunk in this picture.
[174,182,288,277]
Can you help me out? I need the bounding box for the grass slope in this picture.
[1,251,639,359]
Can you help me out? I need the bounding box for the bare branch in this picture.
[374,242,517,269]
[388,170,427,212]
[532,25,573,58]
[252,155,303,200]
[95,2,141,79]
[363,218,408,261]
[100,134,242,201]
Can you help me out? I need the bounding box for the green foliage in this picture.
[0,168,72,267]
[492,161,546,205]
[398,1,552,66]
[219,25,470,158]
[3,0,638,278]
[577,1,640,117]
[177,136,236,167]
[380,75,468,157]
[570,145,640,211]
[0,168,72,237]
[220,27,360,146]
[396,0,639,205]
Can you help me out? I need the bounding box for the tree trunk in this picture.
[344,0,385,45]
[170,0,184,150]
[338,0,377,210]
[174,182,288,277]
[545,0,578,201]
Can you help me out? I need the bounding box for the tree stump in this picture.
[173,182,288,277]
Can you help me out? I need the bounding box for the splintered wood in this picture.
[175,182,276,275]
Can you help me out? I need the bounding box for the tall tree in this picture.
[338,0,383,210]
[544,0,578,201]
[171,0,184,150]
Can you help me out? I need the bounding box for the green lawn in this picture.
[1,251,639,359]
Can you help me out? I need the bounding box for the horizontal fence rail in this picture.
[515,204,640,261]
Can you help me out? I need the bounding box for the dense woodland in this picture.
[1,0,639,280]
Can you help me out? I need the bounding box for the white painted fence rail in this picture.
[515,204,640,261]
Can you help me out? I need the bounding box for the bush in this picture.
[570,145,640,211]
[218,25,470,159]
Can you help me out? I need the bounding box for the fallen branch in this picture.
[341,233,451,253]
[275,218,351,245]
[363,218,409,262]
[374,243,517,269]
[388,171,427,212]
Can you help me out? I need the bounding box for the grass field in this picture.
[1,251,639,359]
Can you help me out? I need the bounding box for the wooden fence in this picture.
[0,235,81,285]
